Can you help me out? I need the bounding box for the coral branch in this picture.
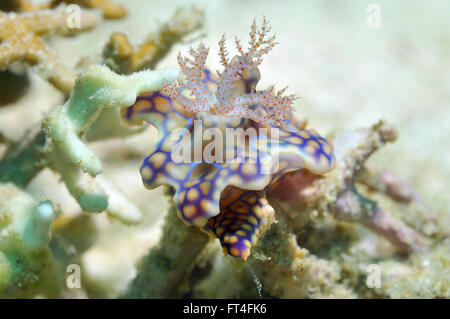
[0,0,127,19]
[0,183,57,293]
[1,65,178,215]
[0,127,46,187]
[51,0,127,19]
[333,188,427,253]
[0,7,100,95]
[0,8,195,221]
[269,121,428,253]
[101,7,204,74]
[123,200,209,298]
[330,121,428,253]
[42,64,179,176]
[48,147,108,212]
[356,166,424,205]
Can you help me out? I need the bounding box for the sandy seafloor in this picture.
[0,0,448,296]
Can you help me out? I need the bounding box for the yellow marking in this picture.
[160,137,175,153]
[193,217,207,227]
[187,188,199,201]
[322,143,332,155]
[231,161,240,171]
[200,181,211,195]
[308,140,320,150]
[140,166,153,180]
[248,216,258,225]
[179,191,186,205]
[151,152,166,169]
[230,247,240,257]
[253,206,262,217]
[184,180,197,188]
[216,227,224,237]
[243,239,252,248]
[246,196,257,204]
[166,163,187,180]
[133,99,151,112]
[204,172,218,181]
[200,199,215,214]
[241,163,257,175]
[235,230,247,237]
[183,205,196,218]
[319,153,330,170]
[154,96,171,113]
[298,130,311,139]
[242,224,252,231]
[279,130,291,137]
[287,136,303,144]
[228,175,244,186]
[241,249,250,260]
[229,236,238,244]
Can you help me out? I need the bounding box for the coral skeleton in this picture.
[101,7,204,74]
[0,7,101,95]
[0,7,203,223]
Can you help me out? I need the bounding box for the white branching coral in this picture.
[163,17,296,126]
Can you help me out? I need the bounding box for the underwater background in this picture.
[0,0,448,298]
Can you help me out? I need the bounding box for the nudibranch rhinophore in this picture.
[121,18,335,259]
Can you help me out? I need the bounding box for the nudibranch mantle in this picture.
[121,18,335,259]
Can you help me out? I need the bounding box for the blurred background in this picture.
[0,0,448,296]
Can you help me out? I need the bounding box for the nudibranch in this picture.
[121,18,335,259]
